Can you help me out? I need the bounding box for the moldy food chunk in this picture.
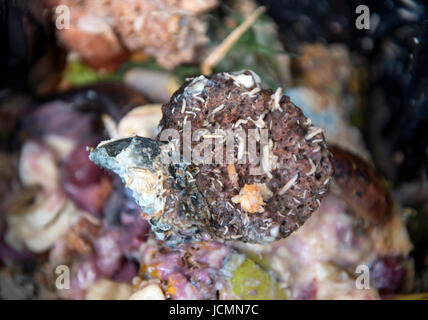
[90,70,333,244]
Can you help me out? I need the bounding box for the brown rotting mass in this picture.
[330,145,391,225]
[158,71,333,243]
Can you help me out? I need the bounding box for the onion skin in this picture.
[330,145,391,225]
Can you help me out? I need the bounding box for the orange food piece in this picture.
[227,164,238,188]
[165,276,178,298]
[232,184,266,213]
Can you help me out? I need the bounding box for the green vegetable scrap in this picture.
[225,254,286,300]
[63,61,118,87]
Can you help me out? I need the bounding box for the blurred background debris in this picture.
[0,0,427,299]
